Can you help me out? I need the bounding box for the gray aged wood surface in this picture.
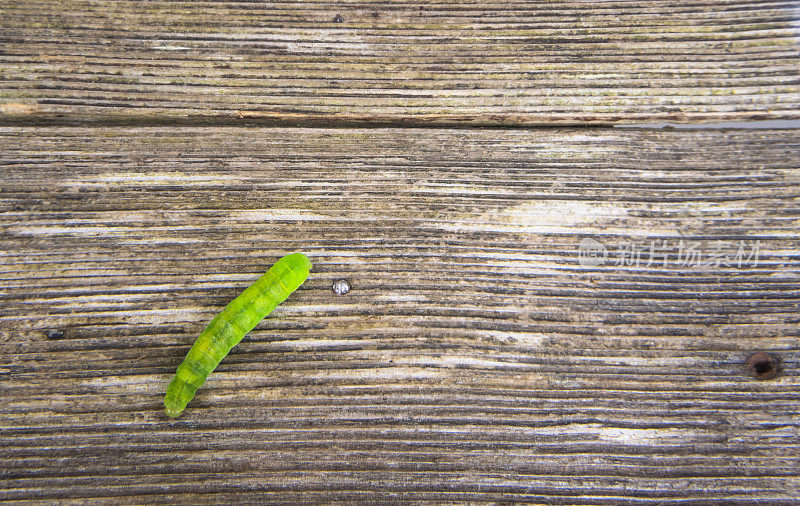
[1,0,800,504]
[1,0,800,125]
[1,127,799,503]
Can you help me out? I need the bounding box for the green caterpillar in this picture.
[164,252,311,418]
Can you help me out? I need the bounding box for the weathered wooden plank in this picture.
[1,126,799,503]
[1,1,799,125]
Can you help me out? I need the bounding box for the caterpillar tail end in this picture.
[164,391,185,418]
[165,405,183,418]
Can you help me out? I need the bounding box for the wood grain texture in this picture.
[1,126,799,503]
[1,0,800,125]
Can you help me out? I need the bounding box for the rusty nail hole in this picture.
[746,352,780,380]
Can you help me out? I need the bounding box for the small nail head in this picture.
[332,279,351,295]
